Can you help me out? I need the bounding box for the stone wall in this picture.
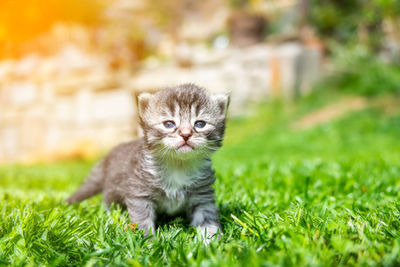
[0,42,322,163]
[0,46,137,162]
[131,42,322,115]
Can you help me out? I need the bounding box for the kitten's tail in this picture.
[66,161,104,204]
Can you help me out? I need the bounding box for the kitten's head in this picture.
[138,84,229,160]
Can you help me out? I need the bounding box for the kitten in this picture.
[67,83,229,241]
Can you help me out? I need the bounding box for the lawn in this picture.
[1,91,400,266]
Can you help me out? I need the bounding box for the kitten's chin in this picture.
[176,144,194,153]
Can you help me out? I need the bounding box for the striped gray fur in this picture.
[67,84,229,240]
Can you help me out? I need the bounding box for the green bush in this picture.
[309,0,400,49]
[326,45,400,96]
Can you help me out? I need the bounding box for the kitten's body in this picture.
[67,84,228,239]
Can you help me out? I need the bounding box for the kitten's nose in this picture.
[179,128,192,142]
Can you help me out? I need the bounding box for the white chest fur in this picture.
[156,168,197,215]
[156,195,186,215]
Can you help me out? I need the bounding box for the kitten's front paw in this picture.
[136,222,155,237]
[198,225,222,244]
[143,227,155,237]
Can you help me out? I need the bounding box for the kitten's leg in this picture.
[125,198,156,236]
[189,188,222,243]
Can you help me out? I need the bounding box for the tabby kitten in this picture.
[67,84,229,240]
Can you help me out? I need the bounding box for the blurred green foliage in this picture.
[309,0,400,48]
[320,45,400,96]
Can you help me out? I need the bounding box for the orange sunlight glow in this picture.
[0,0,105,57]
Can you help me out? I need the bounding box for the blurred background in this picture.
[0,0,399,163]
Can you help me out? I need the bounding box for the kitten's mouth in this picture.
[177,143,194,153]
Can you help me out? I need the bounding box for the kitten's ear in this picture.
[137,92,153,117]
[213,93,230,116]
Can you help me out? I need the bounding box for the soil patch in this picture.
[291,97,367,130]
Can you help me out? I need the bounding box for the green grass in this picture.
[1,92,400,266]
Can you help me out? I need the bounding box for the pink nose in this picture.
[179,128,192,142]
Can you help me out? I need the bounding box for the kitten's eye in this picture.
[163,121,176,128]
[194,120,206,128]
